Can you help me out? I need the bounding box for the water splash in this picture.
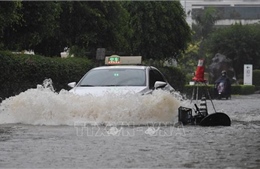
[2,79,258,126]
[0,79,182,126]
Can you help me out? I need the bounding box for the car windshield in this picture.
[79,68,146,86]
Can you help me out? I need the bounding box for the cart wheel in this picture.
[199,112,231,126]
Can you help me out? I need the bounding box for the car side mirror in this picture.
[68,82,76,88]
[154,81,167,89]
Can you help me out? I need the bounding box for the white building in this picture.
[180,0,260,27]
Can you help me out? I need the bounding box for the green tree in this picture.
[58,1,130,57]
[191,7,220,63]
[178,41,201,76]
[2,1,61,55]
[178,7,220,78]
[192,7,220,40]
[124,1,191,60]
[0,1,22,49]
[1,1,191,60]
[206,23,260,76]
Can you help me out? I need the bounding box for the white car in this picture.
[68,56,174,96]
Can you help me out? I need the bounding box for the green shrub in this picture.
[0,51,93,99]
[230,85,240,95]
[255,86,260,91]
[183,84,255,99]
[231,85,255,95]
[240,85,255,95]
[253,69,260,86]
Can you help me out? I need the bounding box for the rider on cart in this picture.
[215,70,231,99]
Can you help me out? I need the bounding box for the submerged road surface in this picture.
[0,87,259,168]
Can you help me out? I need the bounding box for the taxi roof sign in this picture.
[105,55,142,65]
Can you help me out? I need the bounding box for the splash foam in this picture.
[0,83,181,126]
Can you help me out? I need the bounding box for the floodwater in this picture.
[0,82,259,168]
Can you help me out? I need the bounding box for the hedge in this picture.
[183,84,255,99]
[253,69,260,91]
[0,51,93,100]
[235,85,255,95]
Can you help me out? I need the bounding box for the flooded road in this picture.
[0,86,259,168]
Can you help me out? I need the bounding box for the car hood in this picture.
[69,86,148,96]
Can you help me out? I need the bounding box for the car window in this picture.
[149,69,166,89]
[79,69,146,86]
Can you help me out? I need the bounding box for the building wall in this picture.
[180,0,260,27]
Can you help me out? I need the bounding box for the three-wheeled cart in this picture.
[178,82,231,126]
